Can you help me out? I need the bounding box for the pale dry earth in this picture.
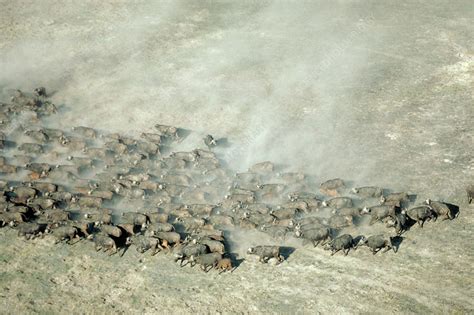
[0,1,473,314]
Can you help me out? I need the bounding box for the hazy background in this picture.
[1,1,473,314]
[1,0,472,196]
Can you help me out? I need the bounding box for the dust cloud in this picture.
[0,1,386,183]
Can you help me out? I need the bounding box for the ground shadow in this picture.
[3,140,16,149]
[408,194,418,203]
[403,215,418,230]
[390,235,404,253]
[353,235,366,245]
[225,252,245,269]
[279,246,296,260]
[177,128,192,140]
[446,203,460,218]
[215,137,230,148]
[352,215,366,226]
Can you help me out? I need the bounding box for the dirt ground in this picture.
[0,1,473,314]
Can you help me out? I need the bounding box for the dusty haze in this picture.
[0,1,473,313]
[3,1,471,183]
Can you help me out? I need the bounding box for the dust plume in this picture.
[0,1,384,184]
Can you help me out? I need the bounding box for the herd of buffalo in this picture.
[0,88,471,273]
